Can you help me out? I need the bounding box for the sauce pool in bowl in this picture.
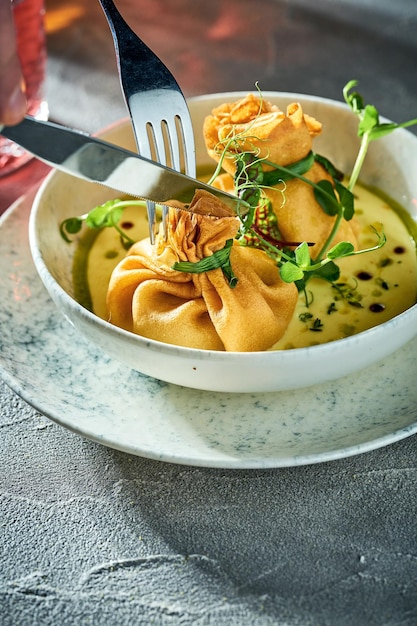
[73,182,417,350]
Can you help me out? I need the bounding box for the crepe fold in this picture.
[203,93,359,256]
[106,190,298,352]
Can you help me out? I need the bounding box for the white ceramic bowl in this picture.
[29,92,417,392]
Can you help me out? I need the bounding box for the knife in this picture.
[0,117,247,216]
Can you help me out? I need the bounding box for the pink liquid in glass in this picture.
[0,0,48,176]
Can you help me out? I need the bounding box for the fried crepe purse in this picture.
[107,190,298,352]
[203,93,359,257]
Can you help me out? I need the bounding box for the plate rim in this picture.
[1,174,417,468]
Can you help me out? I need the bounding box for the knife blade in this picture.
[0,117,247,215]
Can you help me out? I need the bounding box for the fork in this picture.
[98,0,196,242]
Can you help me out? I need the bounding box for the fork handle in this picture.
[98,0,181,96]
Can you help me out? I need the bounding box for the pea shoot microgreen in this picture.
[227,140,385,297]
[60,199,147,247]
[343,80,417,191]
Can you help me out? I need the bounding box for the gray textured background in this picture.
[1,0,417,624]
[2,382,417,625]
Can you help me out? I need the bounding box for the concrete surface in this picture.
[1,1,417,624]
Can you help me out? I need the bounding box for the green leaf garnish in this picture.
[313,180,340,216]
[311,261,340,283]
[310,318,324,332]
[334,181,355,221]
[59,199,148,246]
[85,201,124,230]
[294,242,311,268]
[344,80,417,190]
[172,239,238,287]
[327,241,355,259]
[313,153,344,180]
[60,217,83,243]
[262,151,315,185]
[280,261,305,283]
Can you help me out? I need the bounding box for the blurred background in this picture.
[43,0,417,131]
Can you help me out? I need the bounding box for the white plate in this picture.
[1,191,417,468]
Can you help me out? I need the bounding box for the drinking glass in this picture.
[0,0,48,176]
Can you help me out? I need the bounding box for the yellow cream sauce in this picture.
[75,184,417,350]
[274,185,417,349]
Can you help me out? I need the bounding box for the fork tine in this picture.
[161,205,169,240]
[164,118,181,172]
[149,120,168,166]
[181,119,196,178]
[127,108,152,159]
[146,201,157,245]
[173,99,196,178]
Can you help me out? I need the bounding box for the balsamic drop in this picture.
[356,271,373,281]
[369,303,385,313]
